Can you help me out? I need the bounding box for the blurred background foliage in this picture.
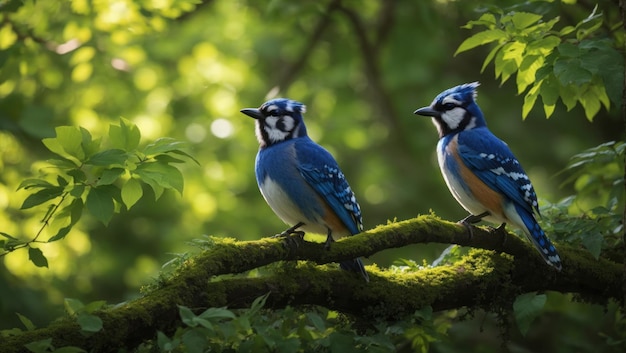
[0,0,623,350]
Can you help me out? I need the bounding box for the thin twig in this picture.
[272,0,343,93]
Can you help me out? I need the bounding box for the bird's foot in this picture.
[279,231,305,250]
[457,212,489,240]
[272,222,305,250]
[324,231,334,250]
[489,223,508,246]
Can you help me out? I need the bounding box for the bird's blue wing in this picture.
[457,128,539,215]
[299,163,363,235]
[294,141,363,235]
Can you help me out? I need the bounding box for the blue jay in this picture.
[240,98,369,281]
[413,82,562,270]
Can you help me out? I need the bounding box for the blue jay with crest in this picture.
[413,82,562,270]
[240,98,369,281]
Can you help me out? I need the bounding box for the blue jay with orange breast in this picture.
[240,98,369,282]
[413,82,562,270]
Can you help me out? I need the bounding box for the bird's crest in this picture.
[260,98,306,116]
[433,82,480,107]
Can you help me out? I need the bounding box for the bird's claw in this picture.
[457,219,475,240]
[457,212,490,240]
[488,223,508,246]
[273,230,305,250]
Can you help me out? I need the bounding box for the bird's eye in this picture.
[276,119,285,131]
[267,109,279,116]
[442,103,456,110]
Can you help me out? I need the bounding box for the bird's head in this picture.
[240,98,308,147]
[413,82,486,139]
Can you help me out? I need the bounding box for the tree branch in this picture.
[272,0,343,93]
[3,216,622,352]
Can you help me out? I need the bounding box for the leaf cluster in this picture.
[0,119,197,266]
[456,4,623,119]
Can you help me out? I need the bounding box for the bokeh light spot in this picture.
[210,118,234,139]
[134,67,158,91]
[186,122,207,143]
[364,184,386,204]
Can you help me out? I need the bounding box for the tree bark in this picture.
[2,215,622,353]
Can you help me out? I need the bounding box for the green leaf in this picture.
[134,162,184,194]
[97,168,125,186]
[67,169,87,183]
[85,149,128,166]
[153,154,186,164]
[57,175,69,187]
[28,247,49,268]
[513,292,546,336]
[494,43,521,83]
[554,58,592,86]
[480,42,506,73]
[55,126,85,160]
[157,331,180,351]
[559,84,579,111]
[143,137,188,156]
[559,25,575,36]
[526,36,561,56]
[510,12,542,30]
[77,313,103,333]
[16,312,36,331]
[109,118,141,151]
[539,75,560,107]
[501,41,525,66]
[64,298,85,315]
[86,185,116,225]
[17,178,54,190]
[24,338,53,353]
[198,307,237,321]
[166,149,200,165]
[248,293,270,317]
[76,127,101,160]
[579,85,604,121]
[516,55,543,93]
[121,177,143,210]
[581,232,603,259]
[42,137,78,164]
[83,300,107,313]
[522,81,542,119]
[557,42,580,58]
[461,13,497,29]
[20,187,64,209]
[48,225,72,242]
[179,305,197,327]
[454,29,506,56]
[0,232,18,240]
[539,75,559,118]
[69,184,85,198]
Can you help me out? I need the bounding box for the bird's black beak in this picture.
[413,106,440,118]
[240,108,263,120]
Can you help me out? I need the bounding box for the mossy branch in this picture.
[3,215,622,353]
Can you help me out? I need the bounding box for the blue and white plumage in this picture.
[414,82,562,270]
[241,98,369,281]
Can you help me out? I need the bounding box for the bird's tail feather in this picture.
[515,204,562,271]
[340,258,369,282]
